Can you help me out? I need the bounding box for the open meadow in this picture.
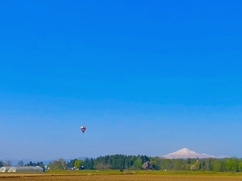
[1,170,242,181]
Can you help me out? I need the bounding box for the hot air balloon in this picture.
[80,126,86,133]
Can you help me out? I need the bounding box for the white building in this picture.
[0,166,11,172]
[7,166,43,172]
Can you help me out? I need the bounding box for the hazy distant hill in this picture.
[0,157,88,166]
[162,148,215,159]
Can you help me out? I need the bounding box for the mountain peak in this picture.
[178,148,195,153]
[162,148,215,159]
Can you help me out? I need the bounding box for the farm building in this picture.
[7,166,43,172]
[0,166,11,172]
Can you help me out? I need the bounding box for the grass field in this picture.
[1,170,242,181]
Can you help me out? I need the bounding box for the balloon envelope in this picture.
[80,126,86,133]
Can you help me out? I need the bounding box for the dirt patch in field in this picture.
[1,174,242,181]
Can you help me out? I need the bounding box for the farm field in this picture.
[1,171,242,181]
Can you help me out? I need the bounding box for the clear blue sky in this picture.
[0,0,241,161]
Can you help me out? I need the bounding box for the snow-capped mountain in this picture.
[162,148,215,159]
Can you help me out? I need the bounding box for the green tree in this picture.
[204,158,213,171]
[238,159,242,171]
[190,160,200,171]
[25,161,34,166]
[225,157,240,172]
[198,160,206,171]
[66,159,77,168]
[48,158,66,170]
[213,159,226,172]
[133,157,142,170]
[0,160,3,167]
[25,161,44,167]
[174,159,185,170]
[150,157,162,170]
[36,162,45,168]
[83,158,94,169]
[74,159,83,169]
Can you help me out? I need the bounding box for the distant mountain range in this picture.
[1,149,231,165]
[162,148,216,159]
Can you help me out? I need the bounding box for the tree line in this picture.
[48,155,242,172]
[149,157,242,172]
[1,155,242,172]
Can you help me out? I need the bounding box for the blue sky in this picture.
[0,0,242,161]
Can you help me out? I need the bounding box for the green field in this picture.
[1,170,242,181]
